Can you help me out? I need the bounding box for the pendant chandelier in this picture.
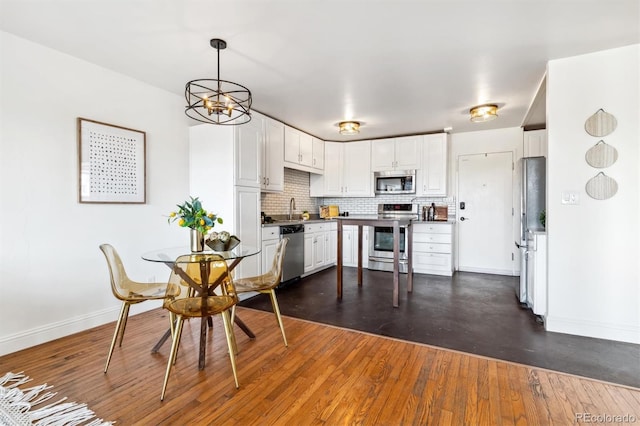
[185,38,252,125]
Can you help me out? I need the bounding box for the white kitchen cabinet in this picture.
[371,136,421,172]
[234,117,262,188]
[417,133,448,197]
[310,141,373,197]
[303,222,337,274]
[189,124,262,280]
[412,222,454,276]
[527,231,547,317]
[524,129,547,158]
[344,141,372,196]
[261,116,284,192]
[303,232,314,272]
[284,125,323,173]
[324,222,337,265]
[234,186,261,279]
[311,142,343,196]
[342,225,369,268]
[312,137,324,171]
[261,226,280,275]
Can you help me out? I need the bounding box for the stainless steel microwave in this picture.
[374,170,416,194]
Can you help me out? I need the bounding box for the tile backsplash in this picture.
[262,168,456,218]
[320,195,457,217]
[261,168,320,215]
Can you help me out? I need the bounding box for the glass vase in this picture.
[190,229,205,252]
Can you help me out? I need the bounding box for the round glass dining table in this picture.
[142,245,260,266]
[141,244,260,369]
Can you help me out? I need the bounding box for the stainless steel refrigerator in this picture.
[515,157,546,304]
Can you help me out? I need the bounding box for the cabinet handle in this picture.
[266,177,270,185]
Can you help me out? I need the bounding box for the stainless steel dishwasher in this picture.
[279,224,304,283]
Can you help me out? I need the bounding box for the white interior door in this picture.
[457,152,515,275]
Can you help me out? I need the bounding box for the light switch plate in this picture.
[561,191,580,205]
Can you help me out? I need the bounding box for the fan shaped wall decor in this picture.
[585,172,618,200]
[584,109,617,137]
[585,140,618,168]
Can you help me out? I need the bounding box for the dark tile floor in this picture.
[240,267,640,388]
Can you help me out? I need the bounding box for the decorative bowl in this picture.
[206,235,241,251]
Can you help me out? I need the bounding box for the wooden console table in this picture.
[335,216,413,307]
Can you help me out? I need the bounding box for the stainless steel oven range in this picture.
[368,203,418,273]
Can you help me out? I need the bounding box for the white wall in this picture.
[546,44,639,343]
[0,32,190,355]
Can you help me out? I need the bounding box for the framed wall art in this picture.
[77,118,146,204]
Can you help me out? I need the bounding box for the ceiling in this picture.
[1,1,638,141]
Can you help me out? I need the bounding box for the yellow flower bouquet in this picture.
[168,196,223,234]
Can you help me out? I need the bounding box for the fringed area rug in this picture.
[0,372,112,426]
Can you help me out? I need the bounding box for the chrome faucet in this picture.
[289,197,296,220]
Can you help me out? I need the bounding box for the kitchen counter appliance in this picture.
[368,203,419,273]
[280,224,304,283]
[374,170,416,195]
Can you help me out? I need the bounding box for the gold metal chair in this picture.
[232,237,289,346]
[161,253,239,401]
[99,243,180,373]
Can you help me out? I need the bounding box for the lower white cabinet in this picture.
[342,225,369,268]
[261,226,280,274]
[234,186,261,279]
[527,232,547,317]
[412,223,454,276]
[304,222,337,274]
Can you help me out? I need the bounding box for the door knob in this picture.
[460,217,468,221]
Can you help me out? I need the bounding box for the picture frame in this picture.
[77,118,146,204]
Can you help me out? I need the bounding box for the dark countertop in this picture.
[262,217,457,227]
[262,218,334,227]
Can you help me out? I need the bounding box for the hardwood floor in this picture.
[1,307,638,425]
[242,268,640,388]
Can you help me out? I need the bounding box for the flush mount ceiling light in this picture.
[469,104,498,123]
[339,121,361,135]
[185,38,252,125]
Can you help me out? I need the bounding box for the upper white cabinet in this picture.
[312,137,324,170]
[318,142,343,196]
[523,129,547,158]
[310,141,373,197]
[417,133,449,197]
[235,117,263,188]
[262,116,284,192]
[344,141,372,196]
[284,125,324,174]
[371,135,421,171]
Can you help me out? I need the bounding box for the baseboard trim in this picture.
[545,315,640,344]
[457,266,517,276]
[0,302,161,356]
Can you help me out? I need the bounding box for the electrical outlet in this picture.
[561,191,580,205]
